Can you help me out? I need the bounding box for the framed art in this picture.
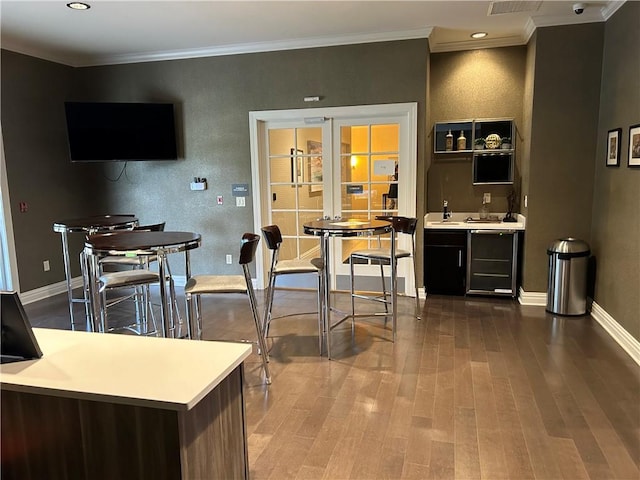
[628,124,640,168]
[606,128,621,167]
[290,148,303,184]
[307,140,323,195]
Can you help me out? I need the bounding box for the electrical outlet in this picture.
[483,192,491,204]
[524,195,528,208]
[43,260,50,272]
[217,195,223,205]
[226,254,232,264]
[236,197,245,207]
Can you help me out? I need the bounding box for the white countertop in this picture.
[0,328,252,411]
[424,212,526,230]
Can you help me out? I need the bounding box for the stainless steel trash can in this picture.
[546,238,590,315]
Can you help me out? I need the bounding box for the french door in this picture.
[250,103,417,293]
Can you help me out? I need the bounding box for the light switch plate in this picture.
[190,181,207,191]
[236,197,245,207]
[483,193,491,204]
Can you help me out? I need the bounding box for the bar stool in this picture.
[184,233,271,384]
[99,222,189,336]
[92,223,176,336]
[86,229,181,337]
[97,268,160,335]
[99,222,166,268]
[261,225,324,354]
[349,216,421,328]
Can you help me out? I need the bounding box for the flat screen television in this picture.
[1,291,43,363]
[473,153,514,185]
[64,102,178,162]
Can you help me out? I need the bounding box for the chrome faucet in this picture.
[443,200,452,221]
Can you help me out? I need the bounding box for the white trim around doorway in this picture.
[249,102,418,291]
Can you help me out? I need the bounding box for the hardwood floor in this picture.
[24,289,640,479]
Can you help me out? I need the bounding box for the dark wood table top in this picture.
[85,231,201,255]
[53,215,138,233]
[303,218,392,237]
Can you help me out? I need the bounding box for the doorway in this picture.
[249,103,417,293]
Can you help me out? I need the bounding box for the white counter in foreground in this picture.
[424,212,526,231]
[1,327,251,411]
[1,328,252,479]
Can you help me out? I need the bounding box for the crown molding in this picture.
[3,0,626,68]
[601,0,627,19]
[428,34,527,53]
[0,40,86,68]
[10,27,432,68]
[531,15,606,28]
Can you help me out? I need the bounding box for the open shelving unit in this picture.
[433,118,515,185]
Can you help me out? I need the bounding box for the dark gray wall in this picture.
[1,51,112,290]
[524,23,604,292]
[2,39,429,290]
[591,1,640,339]
[427,47,526,214]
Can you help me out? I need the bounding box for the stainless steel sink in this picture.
[465,217,501,223]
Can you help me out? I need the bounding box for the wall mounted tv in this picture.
[64,102,178,162]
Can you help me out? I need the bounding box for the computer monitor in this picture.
[1,291,43,363]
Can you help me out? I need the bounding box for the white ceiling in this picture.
[0,1,624,67]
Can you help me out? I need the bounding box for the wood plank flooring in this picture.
[24,289,640,479]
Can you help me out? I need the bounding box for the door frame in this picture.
[249,103,417,291]
[1,128,19,292]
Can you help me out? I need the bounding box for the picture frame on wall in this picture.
[606,128,621,167]
[628,124,640,168]
[290,148,303,184]
[307,140,323,195]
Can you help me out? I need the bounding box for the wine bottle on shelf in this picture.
[457,131,466,150]
[445,130,453,151]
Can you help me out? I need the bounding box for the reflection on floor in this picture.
[24,288,640,480]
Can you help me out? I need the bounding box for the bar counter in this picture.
[1,328,252,480]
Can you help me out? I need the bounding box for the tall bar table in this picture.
[84,231,201,338]
[53,215,138,330]
[303,218,394,359]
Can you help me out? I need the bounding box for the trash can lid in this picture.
[547,237,590,255]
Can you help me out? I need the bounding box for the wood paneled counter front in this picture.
[1,328,252,480]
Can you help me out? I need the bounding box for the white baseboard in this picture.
[19,277,84,305]
[18,274,212,305]
[518,287,547,306]
[591,301,640,366]
[512,288,639,366]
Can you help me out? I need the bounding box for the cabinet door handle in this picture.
[458,250,462,267]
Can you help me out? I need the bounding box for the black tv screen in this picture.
[473,153,513,184]
[64,102,178,162]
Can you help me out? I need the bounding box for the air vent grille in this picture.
[488,1,543,15]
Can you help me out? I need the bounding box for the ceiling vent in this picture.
[488,1,543,15]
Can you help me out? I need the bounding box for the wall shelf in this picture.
[434,118,515,185]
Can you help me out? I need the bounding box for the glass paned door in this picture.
[251,103,417,294]
[266,126,325,285]
[338,123,399,265]
[332,118,414,292]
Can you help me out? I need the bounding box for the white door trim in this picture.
[0,127,19,292]
[249,103,418,291]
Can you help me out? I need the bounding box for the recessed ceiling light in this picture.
[471,32,488,39]
[67,2,90,10]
